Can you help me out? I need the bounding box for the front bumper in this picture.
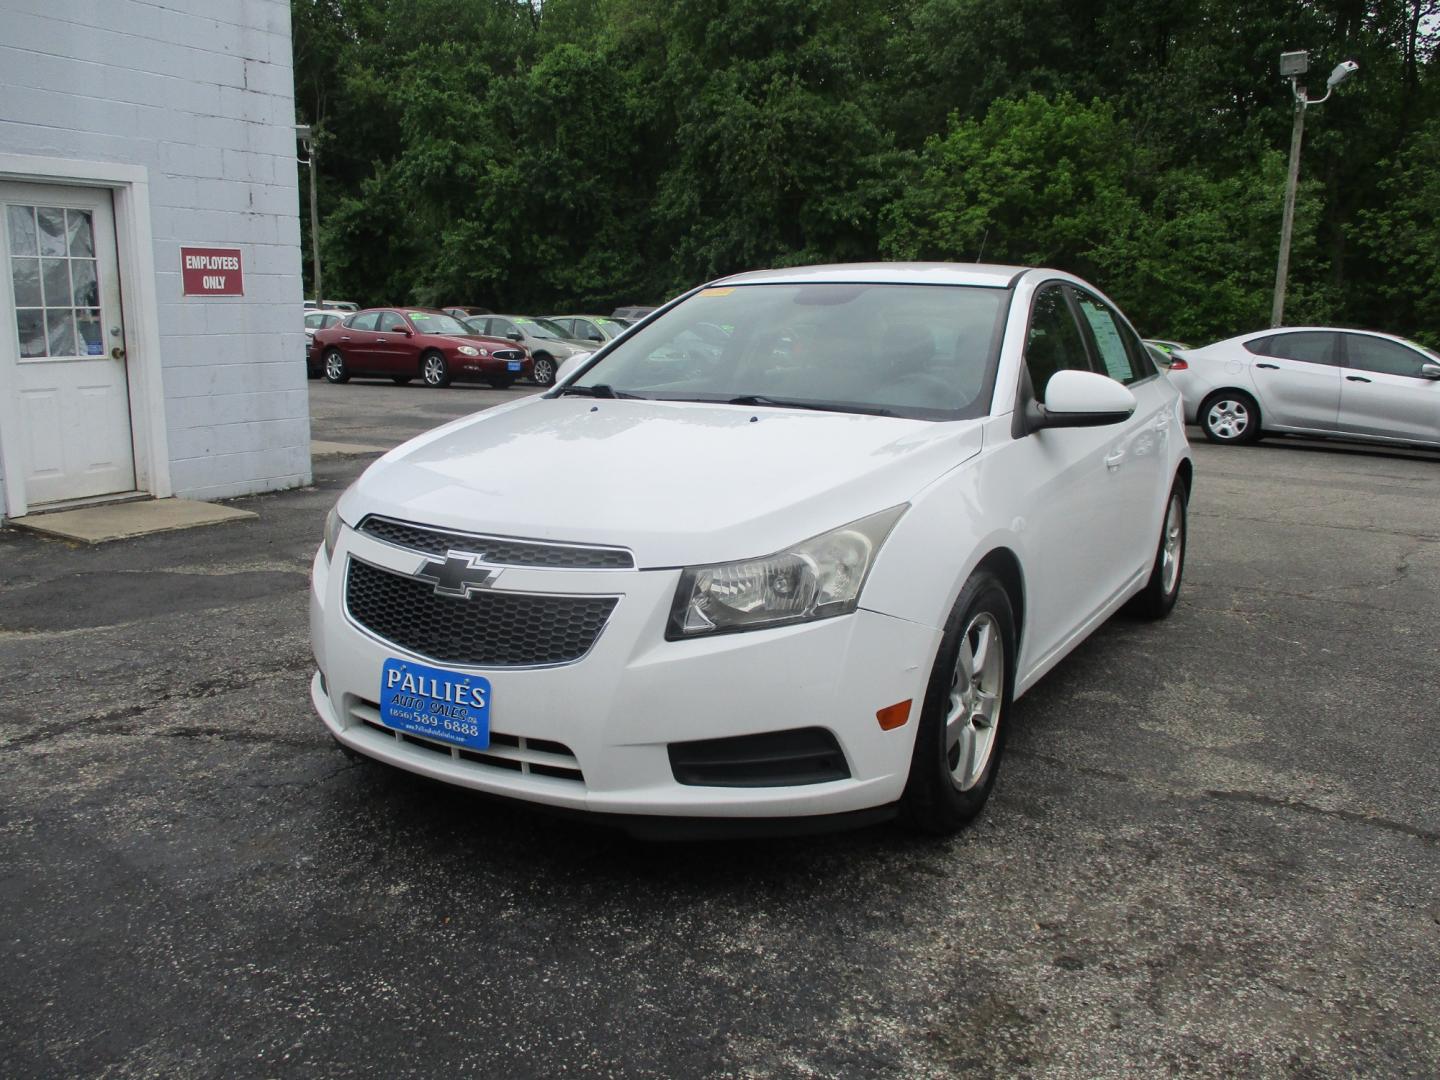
[309,526,940,819]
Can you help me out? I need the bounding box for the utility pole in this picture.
[296,124,323,307]
[1270,51,1359,328]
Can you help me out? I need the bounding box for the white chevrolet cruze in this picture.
[310,264,1193,836]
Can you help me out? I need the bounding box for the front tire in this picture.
[1125,479,1187,619]
[421,351,451,388]
[323,349,349,384]
[532,354,557,387]
[900,572,1016,835]
[1200,390,1261,444]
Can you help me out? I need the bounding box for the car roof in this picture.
[1227,326,1425,347]
[714,262,1031,288]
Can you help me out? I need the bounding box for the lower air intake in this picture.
[668,727,850,788]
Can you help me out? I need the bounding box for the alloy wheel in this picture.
[946,611,1005,791]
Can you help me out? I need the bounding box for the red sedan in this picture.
[311,308,532,388]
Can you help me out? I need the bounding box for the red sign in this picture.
[180,247,244,296]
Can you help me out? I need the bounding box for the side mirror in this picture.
[507,332,523,342]
[555,352,592,386]
[1030,369,1137,430]
[398,328,412,337]
[1420,362,1440,380]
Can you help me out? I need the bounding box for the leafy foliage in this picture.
[292,0,1440,342]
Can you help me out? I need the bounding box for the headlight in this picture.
[667,505,907,639]
[323,505,343,561]
[457,345,480,357]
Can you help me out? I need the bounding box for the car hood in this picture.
[341,397,985,567]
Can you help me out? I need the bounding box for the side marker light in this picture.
[876,700,912,730]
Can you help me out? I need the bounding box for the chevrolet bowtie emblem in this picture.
[413,550,500,598]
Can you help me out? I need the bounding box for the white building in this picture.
[0,0,309,523]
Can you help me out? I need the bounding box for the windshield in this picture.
[596,318,627,337]
[407,311,469,336]
[514,317,569,339]
[565,283,1008,420]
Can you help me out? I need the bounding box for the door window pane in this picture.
[42,258,73,306]
[7,205,38,255]
[46,309,77,356]
[1344,334,1429,377]
[349,312,379,331]
[11,257,42,306]
[1257,332,1337,365]
[66,209,94,257]
[36,207,67,256]
[1023,287,1091,402]
[16,309,46,358]
[70,259,98,307]
[377,311,406,333]
[1074,293,1140,384]
[76,310,103,355]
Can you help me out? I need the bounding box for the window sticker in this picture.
[1078,302,1132,382]
[699,287,734,297]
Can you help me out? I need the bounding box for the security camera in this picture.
[1326,60,1359,89]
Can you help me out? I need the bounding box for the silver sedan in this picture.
[1167,327,1440,448]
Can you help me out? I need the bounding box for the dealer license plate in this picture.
[507,360,522,371]
[380,658,490,751]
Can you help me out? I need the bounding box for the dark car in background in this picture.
[311,308,531,388]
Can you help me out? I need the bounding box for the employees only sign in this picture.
[181,247,244,296]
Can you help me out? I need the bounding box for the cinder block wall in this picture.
[0,0,310,506]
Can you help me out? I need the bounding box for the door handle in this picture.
[1256,362,1279,370]
[340,335,351,341]
[1104,451,1125,471]
[1346,375,1371,383]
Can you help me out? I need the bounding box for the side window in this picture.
[496,320,519,338]
[1253,331,1337,365]
[376,311,406,333]
[578,320,604,342]
[1073,292,1143,384]
[1343,334,1430,377]
[347,312,379,332]
[1023,286,1092,402]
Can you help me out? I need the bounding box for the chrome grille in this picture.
[348,698,584,784]
[358,515,634,569]
[492,349,524,361]
[345,558,616,667]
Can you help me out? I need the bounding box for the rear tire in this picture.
[900,572,1016,835]
[1125,479,1187,620]
[1200,390,1261,444]
[323,349,349,384]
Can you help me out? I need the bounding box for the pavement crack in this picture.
[1205,789,1440,844]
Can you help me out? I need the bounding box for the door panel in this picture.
[2,182,135,507]
[1245,331,1341,431]
[1337,333,1440,445]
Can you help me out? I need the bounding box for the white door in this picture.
[1335,332,1440,446]
[1,182,135,508]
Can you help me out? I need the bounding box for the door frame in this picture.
[0,153,172,519]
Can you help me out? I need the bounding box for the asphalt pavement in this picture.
[2,378,1437,1078]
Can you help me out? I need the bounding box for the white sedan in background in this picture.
[311,263,1193,837]
[1167,327,1440,448]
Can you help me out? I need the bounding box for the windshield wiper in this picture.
[554,383,645,399]
[722,394,899,417]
